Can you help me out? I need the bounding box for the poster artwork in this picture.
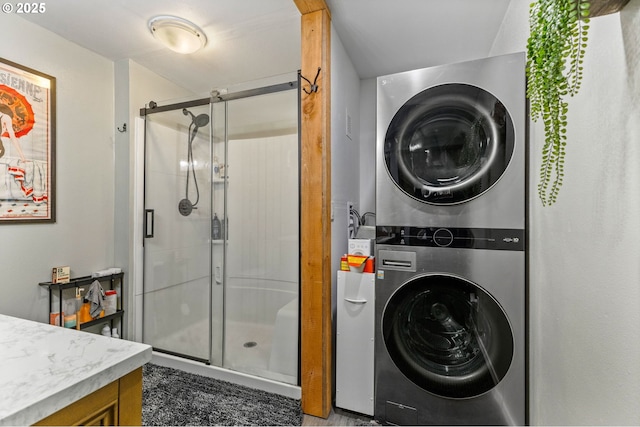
[0,58,55,223]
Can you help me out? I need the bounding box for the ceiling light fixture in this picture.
[148,15,207,54]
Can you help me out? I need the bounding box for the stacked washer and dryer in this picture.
[374,53,527,425]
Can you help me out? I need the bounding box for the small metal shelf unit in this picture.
[39,272,124,335]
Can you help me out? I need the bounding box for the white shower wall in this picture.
[224,133,299,384]
[226,134,299,320]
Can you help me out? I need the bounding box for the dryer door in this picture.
[384,84,515,204]
[382,274,514,399]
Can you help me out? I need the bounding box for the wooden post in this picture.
[588,0,630,17]
[294,0,332,419]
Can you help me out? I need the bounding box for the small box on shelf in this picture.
[51,266,70,284]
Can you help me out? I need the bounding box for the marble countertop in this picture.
[0,314,152,426]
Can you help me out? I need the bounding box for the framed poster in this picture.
[0,57,55,223]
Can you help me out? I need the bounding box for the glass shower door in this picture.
[141,82,299,385]
[142,103,214,362]
[221,89,299,384]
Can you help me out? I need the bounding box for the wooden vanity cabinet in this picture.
[33,367,142,426]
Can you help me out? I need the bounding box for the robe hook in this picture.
[300,67,321,94]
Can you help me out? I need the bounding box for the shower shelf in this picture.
[39,272,125,337]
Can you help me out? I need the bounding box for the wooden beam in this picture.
[294,0,331,18]
[588,0,630,17]
[296,0,332,419]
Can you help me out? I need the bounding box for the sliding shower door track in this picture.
[140,81,299,117]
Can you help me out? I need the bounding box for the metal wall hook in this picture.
[117,123,127,133]
[300,67,321,94]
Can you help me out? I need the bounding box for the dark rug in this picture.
[142,363,303,426]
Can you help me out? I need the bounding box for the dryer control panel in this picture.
[376,226,525,251]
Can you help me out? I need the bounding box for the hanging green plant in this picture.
[526,0,591,206]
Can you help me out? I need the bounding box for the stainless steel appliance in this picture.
[376,53,526,230]
[374,53,527,425]
[374,232,525,425]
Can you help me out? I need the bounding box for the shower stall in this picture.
[139,81,299,389]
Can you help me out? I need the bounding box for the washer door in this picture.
[382,274,513,399]
[384,84,515,204]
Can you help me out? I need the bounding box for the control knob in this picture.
[433,228,454,247]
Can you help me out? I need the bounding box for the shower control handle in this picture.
[144,209,154,238]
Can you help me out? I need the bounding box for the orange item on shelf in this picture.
[347,255,369,272]
[363,257,375,273]
[49,312,63,326]
[340,255,349,271]
[79,302,92,323]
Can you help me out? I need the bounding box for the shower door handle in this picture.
[144,209,154,238]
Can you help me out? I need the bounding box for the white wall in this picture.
[0,15,115,322]
[490,1,640,425]
[330,24,362,400]
[330,25,361,339]
[331,24,361,276]
[226,134,300,324]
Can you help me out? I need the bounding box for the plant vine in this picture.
[526,0,590,206]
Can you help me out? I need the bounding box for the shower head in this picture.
[195,113,209,128]
[180,107,208,214]
[183,108,210,128]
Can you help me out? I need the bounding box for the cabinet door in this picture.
[78,401,118,426]
[33,381,118,426]
[33,368,142,426]
[336,271,375,415]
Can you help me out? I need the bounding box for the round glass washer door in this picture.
[382,274,514,399]
[384,83,515,204]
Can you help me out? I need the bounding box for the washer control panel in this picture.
[432,228,454,247]
[376,226,525,251]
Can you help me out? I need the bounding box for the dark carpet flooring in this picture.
[142,363,303,426]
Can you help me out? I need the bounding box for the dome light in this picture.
[148,15,207,54]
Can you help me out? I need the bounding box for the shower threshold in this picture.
[150,351,301,400]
